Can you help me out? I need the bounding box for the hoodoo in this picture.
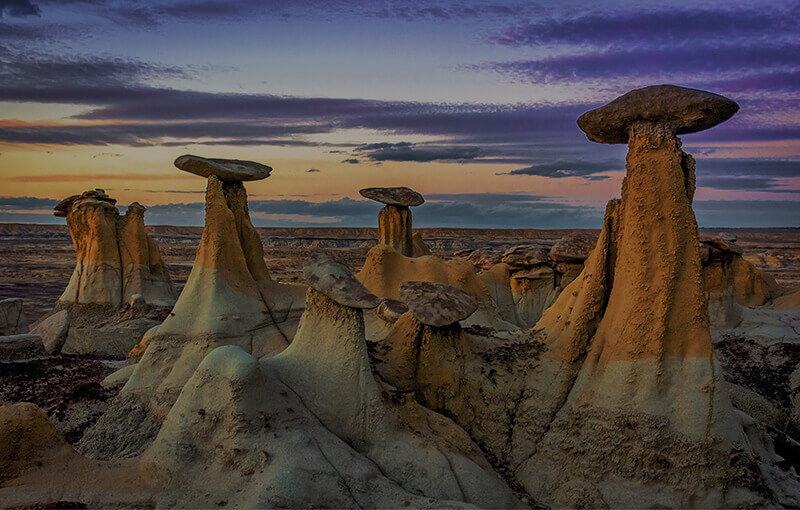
[525,85,761,506]
[37,189,177,356]
[78,155,306,459]
[360,186,424,256]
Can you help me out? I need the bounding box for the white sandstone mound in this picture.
[78,157,305,460]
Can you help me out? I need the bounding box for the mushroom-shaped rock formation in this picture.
[264,257,520,507]
[42,189,177,357]
[78,160,306,460]
[577,84,739,144]
[376,282,481,423]
[399,281,478,327]
[360,186,424,257]
[174,154,272,181]
[521,86,768,505]
[366,87,793,507]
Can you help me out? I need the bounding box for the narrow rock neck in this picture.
[378,205,413,256]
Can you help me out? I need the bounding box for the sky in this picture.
[0,0,798,228]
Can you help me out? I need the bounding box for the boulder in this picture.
[304,253,380,309]
[174,154,272,181]
[549,234,593,263]
[399,281,478,327]
[359,186,424,206]
[30,310,70,354]
[577,84,739,144]
[0,298,27,335]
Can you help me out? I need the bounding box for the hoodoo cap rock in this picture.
[359,187,424,207]
[304,253,381,309]
[399,281,478,327]
[174,154,272,181]
[577,84,739,144]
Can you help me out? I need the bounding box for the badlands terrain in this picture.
[1,85,800,508]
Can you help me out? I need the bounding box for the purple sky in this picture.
[0,0,798,227]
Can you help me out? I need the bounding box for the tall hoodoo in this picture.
[359,186,424,256]
[524,85,756,506]
[78,155,306,459]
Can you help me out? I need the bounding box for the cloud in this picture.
[0,0,40,17]
[479,43,800,86]
[6,173,191,182]
[487,6,796,48]
[355,141,483,162]
[694,158,800,178]
[500,159,622,178]
[0,195,57,209]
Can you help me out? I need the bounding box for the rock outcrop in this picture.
[360,186,427,257]
[78,156,306,459]
[39,189,178,356]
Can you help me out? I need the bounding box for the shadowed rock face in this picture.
[304,253,380,309]
[174,154,272,181]
[577,84,739,144]
[359,186,424,206]
[399,281,478,327]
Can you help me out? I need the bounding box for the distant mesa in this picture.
[577,84,739,144]
[399,281,478,327]
[359,186,424,207]
[174,154,272,181]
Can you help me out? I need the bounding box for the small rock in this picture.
[464,248,504,270]
[129,293,147,311]
[102,363,137,390]
[377,299,409,323]
[701,234,742,256]
[30,309,70,354]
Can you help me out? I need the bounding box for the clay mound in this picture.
[79,175,305,459]
[0,403,75,483]
[357,244,513,330]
